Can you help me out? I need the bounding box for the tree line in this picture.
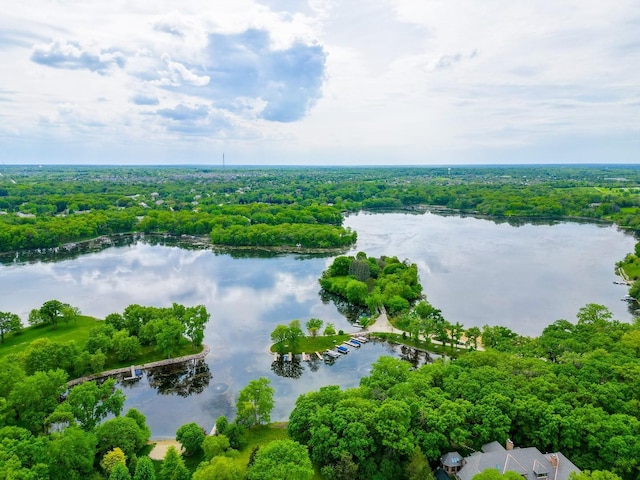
[2,165,640,254]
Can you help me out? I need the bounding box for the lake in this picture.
[0,212,636,437]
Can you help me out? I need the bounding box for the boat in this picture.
[354,336,368,343]
[324,349,340,358]
[346,339,361,348]
[335,345,349,354]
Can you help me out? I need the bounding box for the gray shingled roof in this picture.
[441,451,463,468]
[456,445,580,480]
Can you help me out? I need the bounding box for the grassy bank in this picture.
[369,332,468,358]
[0,315,100,357]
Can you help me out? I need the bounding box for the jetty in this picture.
[67,344,210,387]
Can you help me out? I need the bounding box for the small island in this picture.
[270,252,474,358]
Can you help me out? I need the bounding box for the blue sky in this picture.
[1,1,638,165]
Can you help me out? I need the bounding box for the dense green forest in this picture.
[1,165,640,254]
[287,304,640,480]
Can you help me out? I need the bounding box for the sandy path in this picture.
[148,440,183,460]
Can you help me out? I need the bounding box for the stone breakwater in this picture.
[67,344,211,387]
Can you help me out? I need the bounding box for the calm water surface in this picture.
[0,213,635,436]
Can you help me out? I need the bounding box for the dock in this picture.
[273,352,280,362]
[302,352,310,361]
[123,365,142,381]
[315,351,322,360]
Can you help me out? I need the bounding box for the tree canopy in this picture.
[235,377,275,428]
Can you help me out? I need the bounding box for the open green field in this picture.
[270,333,351,354]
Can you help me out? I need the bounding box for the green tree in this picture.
[0,426,50,478]
[202,434,231,460]
[271,324,289,354]
[125,408,152,444]
[9,368,68,434]
[47,426,97,480]
[345,280,368,305]
[133,456,156,480]
[101,447,127,476]
[176,422,205,455]
[328,256,352,276]
[246,440,314,480]
[465,326,482,349]
[236,377,275,427]
[284,320,304,352]
[0,311,22,343]
[472,469,527,480]
[323,322,337,336]
[306,318,323,337]
[155,318,185,358]
[406,447,435,480]
[321,452,359,480]
[52,378,125,431]
[112,330,141,361]
[215,416,229,436]
[174,303,209,349]
[374,399,414,455]
[37,299,70,330]
[159,446,190,480]
[95,415,148,459]
[569,471,623,480]
[223,422,247,450]
[110,462,132,480]
[61,305,81,327]
[192,456,242,480]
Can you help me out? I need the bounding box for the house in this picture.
[443,440,580,480]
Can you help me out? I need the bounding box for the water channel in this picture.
[0,212,636,437]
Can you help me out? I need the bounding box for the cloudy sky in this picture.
[1,1,638,165]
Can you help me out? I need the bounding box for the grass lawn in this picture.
[0,315,100,358]
[271,334,351,354]
[618,254,640,281]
